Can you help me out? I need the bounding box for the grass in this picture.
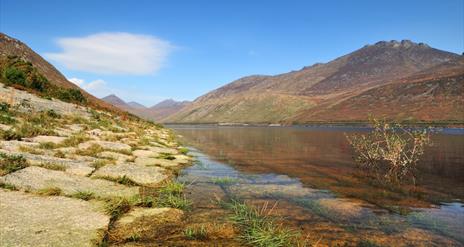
[0,152,28,175]
[54,150,66,158]
[38,142,58,149]
[179,147,189,155]
[76,144,104,157]
[184,225,209,240]
[158,152,176,160]
[156,181,191,210]
[224,200,305,247]
[71,191,95,201]
[37,186,62,196]
[90,159,114,169]
[211,176,240,185]
[37,162,66,171]
[18,145,45,155]
[0,182,18,190]
[105,197,132,220]
[97,175,139,186]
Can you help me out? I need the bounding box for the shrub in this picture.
[3,67,26,86]
[346,119,431,185]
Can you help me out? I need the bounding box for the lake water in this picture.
[171,125,464,246]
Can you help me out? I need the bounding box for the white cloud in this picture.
[47,32,174,75]
[68,78,110,97]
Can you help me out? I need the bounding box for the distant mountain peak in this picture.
[370,39,430,49]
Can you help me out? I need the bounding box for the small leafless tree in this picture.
[346,119,432,185]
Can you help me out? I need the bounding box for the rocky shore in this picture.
[0,84,192,246]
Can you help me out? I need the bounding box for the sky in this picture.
[1,0,463,106]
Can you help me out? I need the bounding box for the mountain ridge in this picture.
[165,40,463,124]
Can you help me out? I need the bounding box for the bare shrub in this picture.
[346,119,431,185]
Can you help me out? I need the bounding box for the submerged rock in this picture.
[0,189,109,247]
[0,166,138,199]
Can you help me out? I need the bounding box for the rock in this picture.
[132,149,157,158]
[228,183,319,198]
[110,207,184,243]
[0,84,91,117]
[53,124,85,137]
[78,141,132,153]
[138,146,178,155]
[1,140,39,152]
[1,150,94,176]
[0,189,109,247]
[134,157,180,168]
[173,154,192,164]
[24,135,67,144]
[0,166,139,199]
[98,151,132,163]
[92,163,167,186]
[0,123,12,131]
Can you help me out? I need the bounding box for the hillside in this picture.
[0,33,119,113]
[165,40,462,124]
[0,34,193,246]
[101,95,189,122]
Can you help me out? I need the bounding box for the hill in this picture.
[0,33,119,113]
[101,95,189,122]
[165,40,462,124]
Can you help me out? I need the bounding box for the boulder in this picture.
[78,141,132,153]
[24,135,66,144]
[0,189,109,247]
[0,166,139,199]
[92,163,167,186]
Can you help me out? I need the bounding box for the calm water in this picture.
[172,125,464,246]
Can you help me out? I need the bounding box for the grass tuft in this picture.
[0,152,28,175]
[105,197,132,220]
[224,200,306,247]
[37,162,66,171]
[37,186,62,196]
[71,191,95,201]
[184,225,209,240]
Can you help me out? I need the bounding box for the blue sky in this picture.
[1,0,463,106]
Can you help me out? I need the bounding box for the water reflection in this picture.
[173,126,464,246]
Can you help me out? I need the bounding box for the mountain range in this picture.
[165,40,463,124]
[101,94,190,122]
[2,33,462,124]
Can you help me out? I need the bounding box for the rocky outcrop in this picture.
[0,189,110,247]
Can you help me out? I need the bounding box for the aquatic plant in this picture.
[211,176,239,185]
[346,118,431,185]
[184,225,209,240]
[224,200,307,247]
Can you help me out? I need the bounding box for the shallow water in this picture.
[172,125,464,246]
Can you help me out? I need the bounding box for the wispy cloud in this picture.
[68,77,110,97]
[47,32,174,75]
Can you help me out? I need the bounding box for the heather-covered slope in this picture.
[166,40,462,124]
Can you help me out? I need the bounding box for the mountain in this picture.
[127,101,146,109]
[165,40,463,124]
[101,94,132,111]
[101,95,189,122]
[0,32,118,113]
[146,99,191,122]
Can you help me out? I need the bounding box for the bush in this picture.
[346,119,431,185]
[3,67,26,86]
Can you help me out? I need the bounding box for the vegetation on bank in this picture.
[1,56,87,104]
[346,118,432,186]
[0,152,28,175]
